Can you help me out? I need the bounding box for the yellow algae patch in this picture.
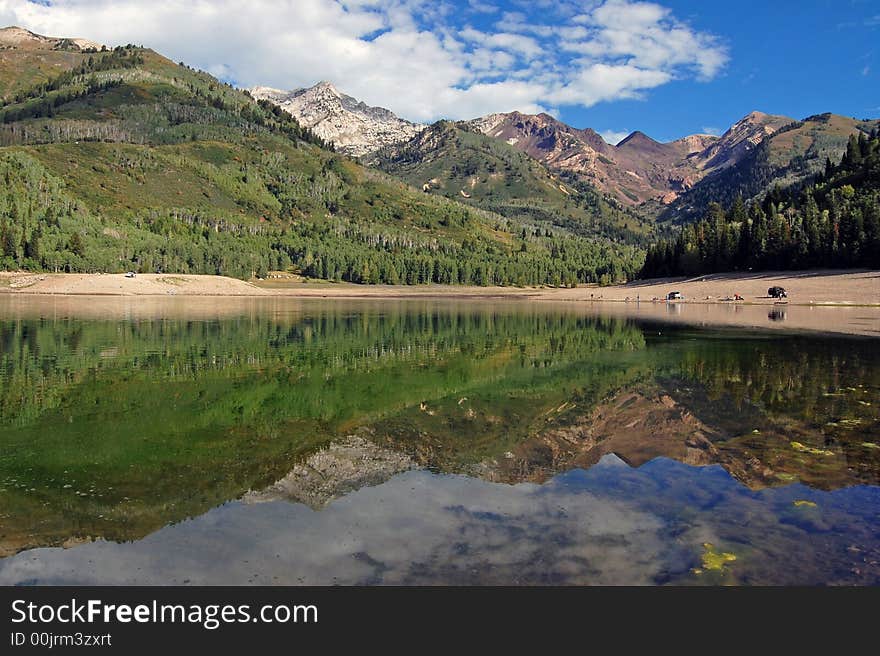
[791,441,834,456]
[862,442,880,450]
[793,500,818,508]
[694,543,737,574]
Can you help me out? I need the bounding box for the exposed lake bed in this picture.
[0,297,878,584]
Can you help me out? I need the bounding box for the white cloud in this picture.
[459,27,542,59]
[599,129,630,145]
[700,126,722,136]
[496,10,557,37]
[564,0,727,80]
[0,0,729,122]
[467,0,500,14]
[550,62,671,106]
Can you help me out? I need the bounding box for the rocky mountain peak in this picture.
[250,81,423,157]
[616,131,659,149]
[723,110,791,140]
[296,80,343,103]
[312,80,340,93]
[743,110,771,122]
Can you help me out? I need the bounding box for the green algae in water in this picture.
[791,441,835,457]
[793,500,818,508]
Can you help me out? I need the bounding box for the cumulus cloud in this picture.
[0,0,729,122]
[565,0,727,81]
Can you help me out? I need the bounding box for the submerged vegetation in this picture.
[696,543,737,574]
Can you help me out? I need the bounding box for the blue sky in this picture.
[557,0,880,142]
[2,0,878,142]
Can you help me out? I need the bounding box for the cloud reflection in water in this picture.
[1,455,878,586]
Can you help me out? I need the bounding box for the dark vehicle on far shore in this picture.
[768,286,787,299]
[667,291,683,301]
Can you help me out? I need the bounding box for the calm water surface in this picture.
[0,297,877,585]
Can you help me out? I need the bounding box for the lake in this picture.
[0,296,878,585]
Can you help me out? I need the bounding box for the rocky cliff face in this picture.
[468,109,795,205]
[694,110,793,171]
[250,81,424,157]
[470,111,611,164]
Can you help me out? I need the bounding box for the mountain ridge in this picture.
[246,76,877,217]
[466,108,796,206]
[0,25,103,51]
[661,112,880,222]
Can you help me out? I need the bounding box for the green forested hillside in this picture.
[372,120,652,244]
[640,129,880,277]
[0,43,642,285]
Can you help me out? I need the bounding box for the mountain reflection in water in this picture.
[0,299,877,584]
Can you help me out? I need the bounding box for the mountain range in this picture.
[0,25,877,285]
[261,79,878,222]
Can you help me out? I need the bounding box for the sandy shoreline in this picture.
[1,269,878,337]
[1,269,878,303]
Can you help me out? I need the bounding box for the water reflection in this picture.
[1,457,877,585]
[0,300,878,584]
